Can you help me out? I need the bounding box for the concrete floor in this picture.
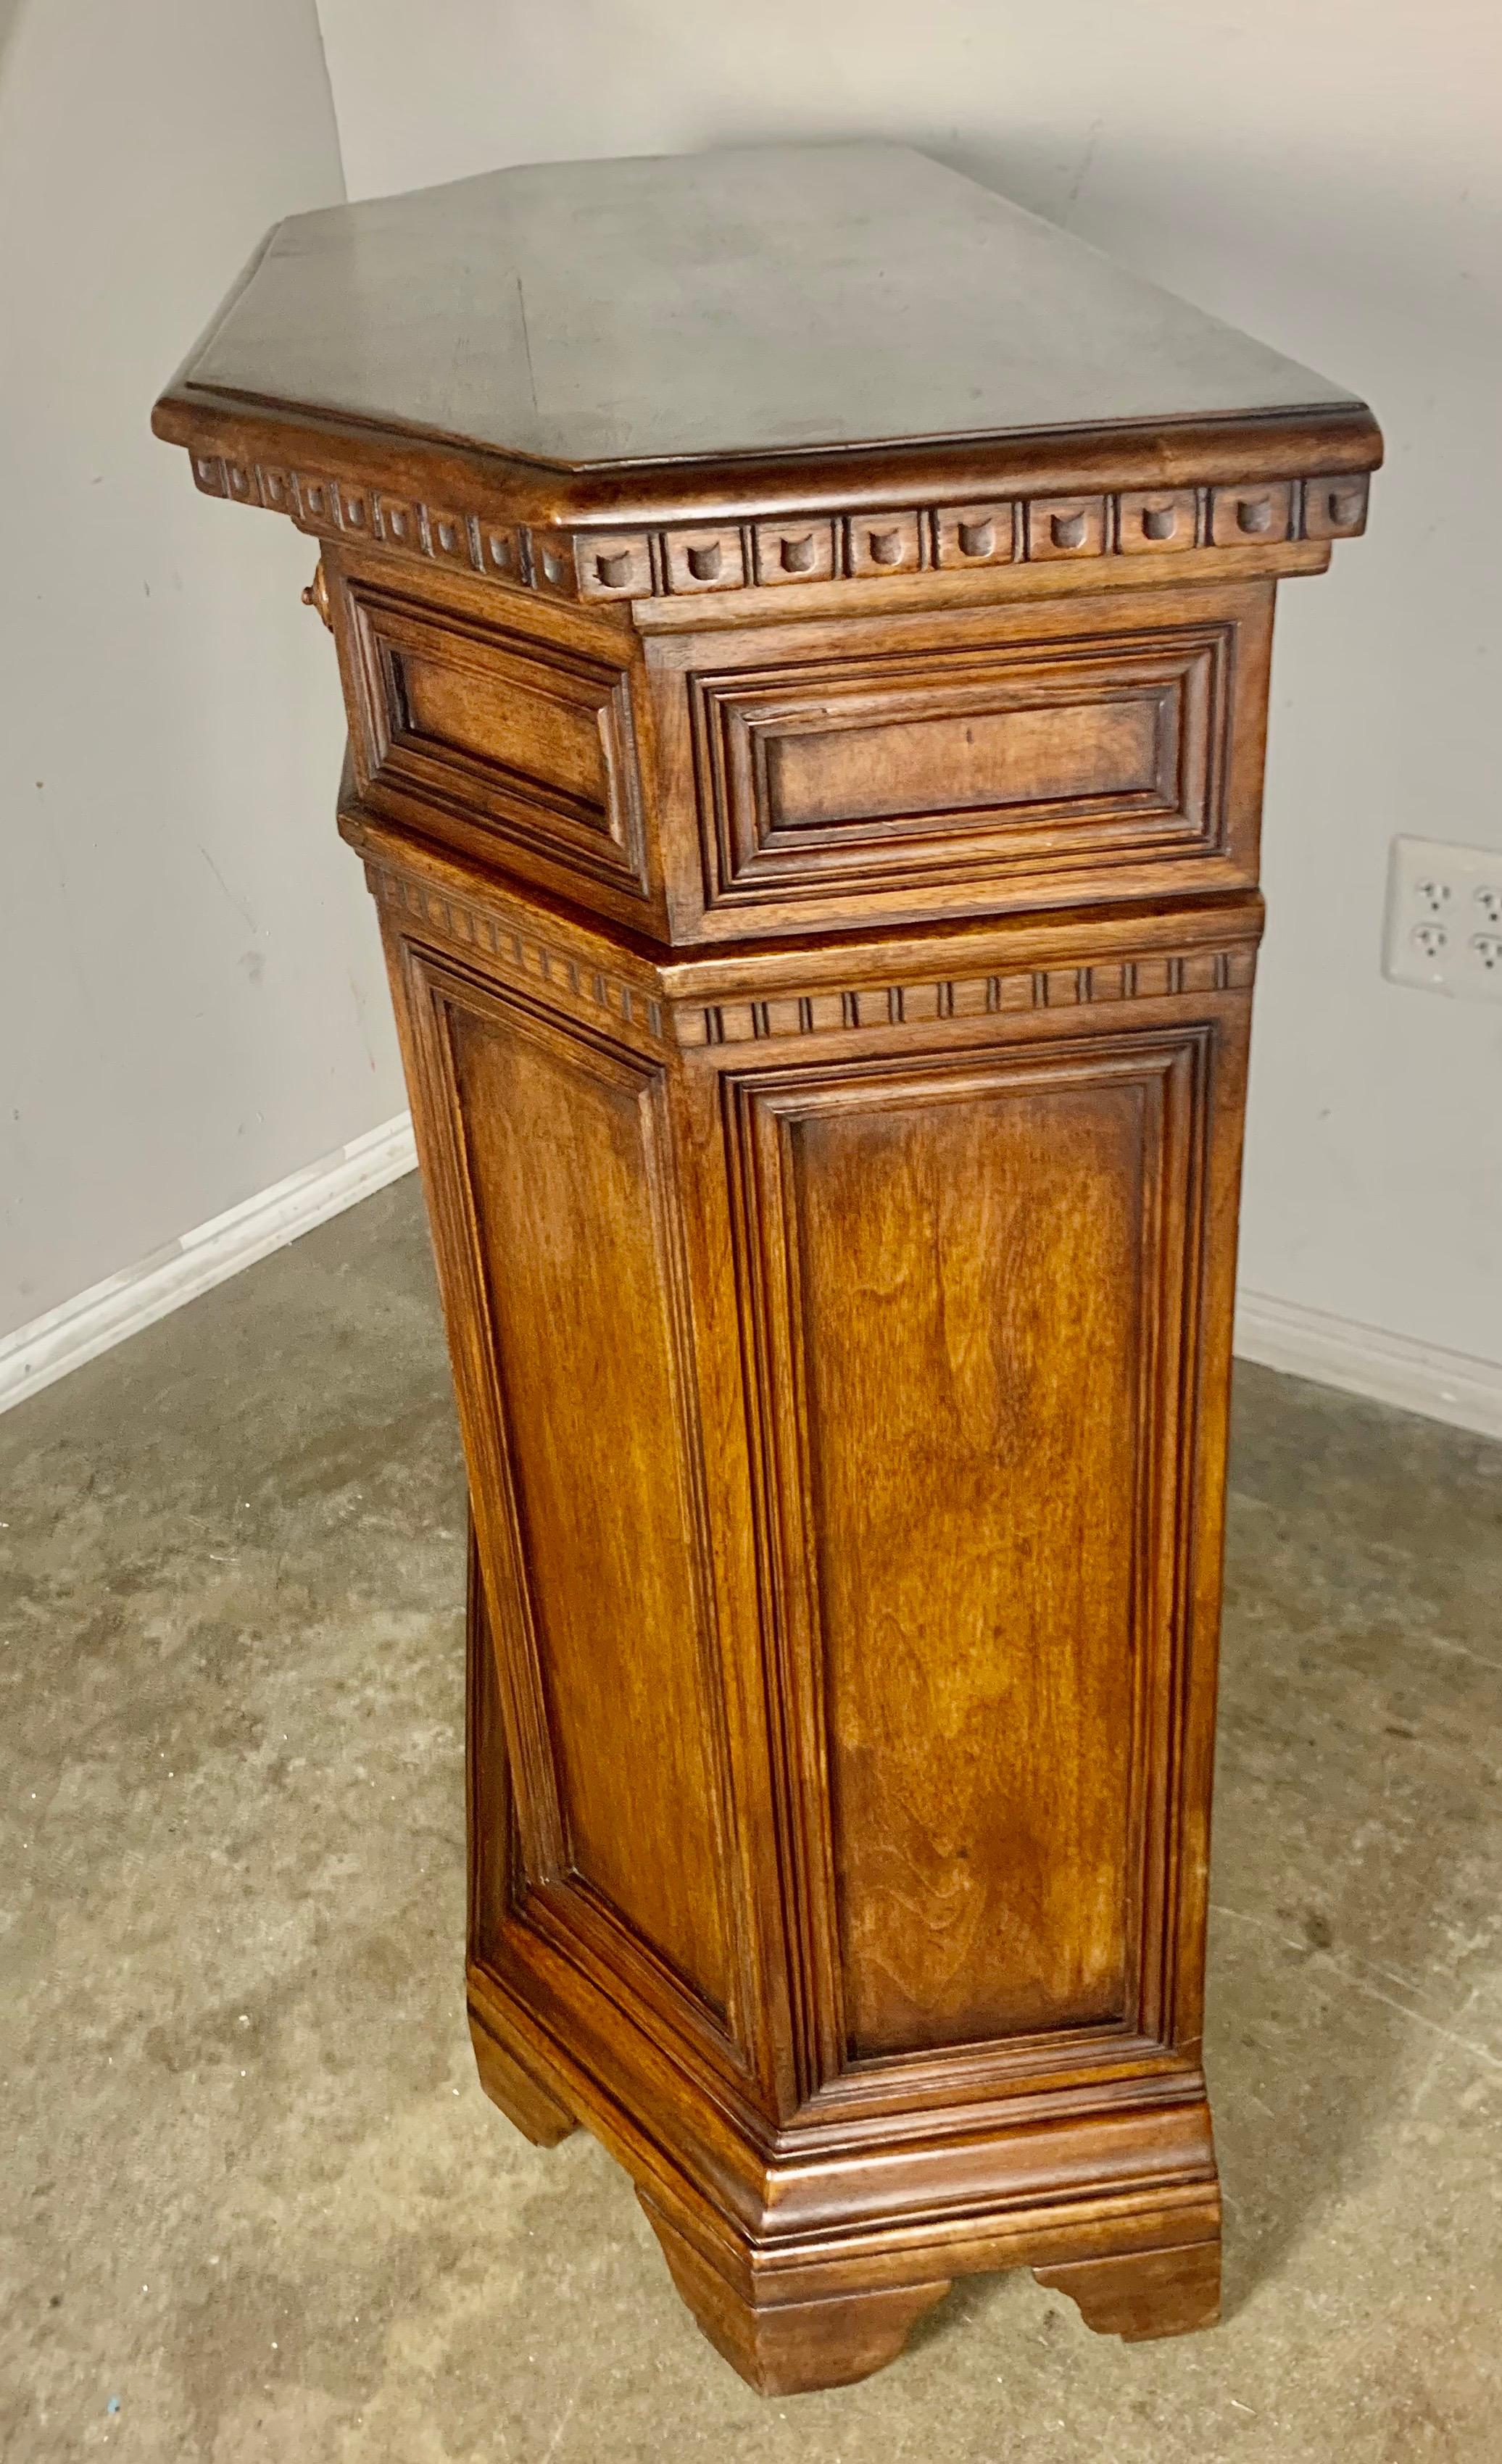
[2,1177,1499,2463]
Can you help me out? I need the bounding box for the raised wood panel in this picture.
[441,987,732,2025]
[402,647,606,806]
[692,628,1223,908]
[800,1073,1150,2055]
[731,1032,1205,2091]
[345,578,650,904]
[649,587,1270,939]
[763,682,1169,834]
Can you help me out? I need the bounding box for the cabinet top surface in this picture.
[171,143,1364,479]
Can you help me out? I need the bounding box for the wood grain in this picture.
[154,144,1379,539]
[789,1064,1154,2057]
[427,976,737,2038]
[1034,2237,1222,2339]
[336,564,655,925]
[642,2196,953,2394]
[652,583,1267,942]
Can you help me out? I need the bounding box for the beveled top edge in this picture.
[154,142,1378,519]
[154,384,1382,541]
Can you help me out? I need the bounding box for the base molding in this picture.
[468,2004,576,2148]
[467,1955,1222,2394]
[641,2197,951,2396]
[0,1112,416,1415]
[1034,2237,1221,2340]
[1234,1286,1502,1441]
[634,2182,1221,2393]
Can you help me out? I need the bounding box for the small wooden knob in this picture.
[301,561,332,628]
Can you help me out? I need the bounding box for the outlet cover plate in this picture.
[1384,835,1502,1001]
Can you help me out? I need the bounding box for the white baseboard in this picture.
[4,1128,1498,1447]
[1234,1289,1502,1443]
[0,1112,417,1418]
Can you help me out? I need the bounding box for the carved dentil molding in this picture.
[373,863,1256,1056]
[374,870,669,1046]
[191,451,1369,607]
[681,946,1256,1049]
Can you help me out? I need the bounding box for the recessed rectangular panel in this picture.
[349,581,650,900]
[780,1060,1166,2059]
[689,625,1228,913]
[765,689,1166,831]
[401,646,611,809]
[449,1001,730,2018]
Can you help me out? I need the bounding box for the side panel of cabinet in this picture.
[324,543,673,937]
[723,1012,1233,2109]
[386,939,743,2071]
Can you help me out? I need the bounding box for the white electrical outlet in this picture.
[1383,836,1502,1002]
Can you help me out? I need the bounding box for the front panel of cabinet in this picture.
[724,1022,1216,2107]
[649,580,1274,940]
[765,1057,1157,2059]
[693,630,1223,896]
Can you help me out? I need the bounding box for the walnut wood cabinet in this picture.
[154,143,1378,2396]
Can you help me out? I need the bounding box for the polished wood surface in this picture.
[163,143,1361,472]
[155,142,1377,2398]
[153,143,1379,540]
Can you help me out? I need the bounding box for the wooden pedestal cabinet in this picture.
[155,143,1378,2396]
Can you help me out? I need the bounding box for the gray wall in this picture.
[0,0,403,1340]
[315,0,1502,1368]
